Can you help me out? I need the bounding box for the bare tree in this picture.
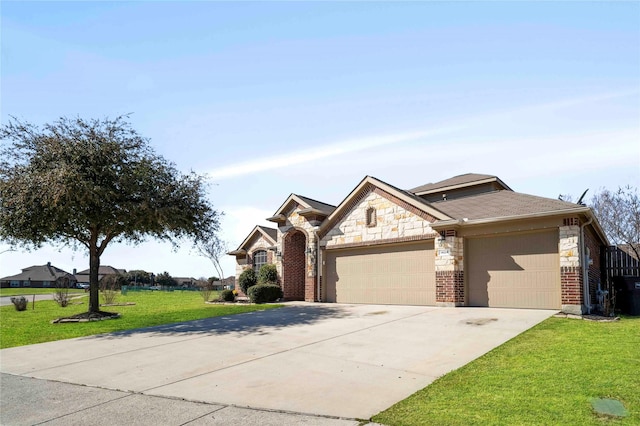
[591,185,640,259]
[197,232,228,282]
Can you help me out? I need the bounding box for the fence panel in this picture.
[602,246,640,285]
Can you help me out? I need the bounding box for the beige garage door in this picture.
[324,241,436,305]
[466,230,560,309]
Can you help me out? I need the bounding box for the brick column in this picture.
[435,231,464,307]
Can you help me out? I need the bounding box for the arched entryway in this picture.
[282,229,306,301]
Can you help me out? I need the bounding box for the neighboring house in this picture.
[0,262,77,288]
[175,277,196,287]
[230,173,608,314]
[74,265,126,285]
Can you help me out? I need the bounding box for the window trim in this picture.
[253,249,268,272]
[366,207,377,227]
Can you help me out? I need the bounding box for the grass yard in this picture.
[373,316,640,426]
[0,287,85,297]
[0,290,282,349]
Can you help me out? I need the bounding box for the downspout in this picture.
[580,217,593,314]
[314,230,321,302]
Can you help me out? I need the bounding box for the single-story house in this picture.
[74,265,126,285]
[229,173,608,314]
[0,262,77,288]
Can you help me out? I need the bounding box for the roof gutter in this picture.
[431,206,593,229]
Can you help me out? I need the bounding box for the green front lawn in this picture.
[0,288,85,297]
[0,291,282,349]
[374,316,640,425]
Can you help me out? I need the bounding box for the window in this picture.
[366,207,377,227]
[42,281,50,287]
[10,280,20,288]
[253,250,268,272]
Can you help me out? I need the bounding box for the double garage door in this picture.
[466,230,561,309]
[324,241,436,305]
[324,230,561,309]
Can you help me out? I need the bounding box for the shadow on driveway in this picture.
[82,304,354,340]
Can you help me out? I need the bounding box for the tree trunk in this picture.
[89,243,100,313]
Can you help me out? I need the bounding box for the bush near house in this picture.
[219,289,235,302]
[238,268,257,295]
[257,264,278,285]
[247,284,283,304]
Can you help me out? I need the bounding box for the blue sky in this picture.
[1,1,639,279]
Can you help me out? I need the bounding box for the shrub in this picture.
[54,276,72,307]
[238,268,257,295]
[247,284,283,304]
[219,289,235,302]
[195,278,213,302]
[10,296,28,311]
[100,274,128,305]
[258,264,278,285]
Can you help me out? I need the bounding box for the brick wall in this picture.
[282,230,306,301]
[436,270,464,305]
[561,266,583,305]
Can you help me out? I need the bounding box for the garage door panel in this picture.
[325,242,435,305]
[467,230,560,309]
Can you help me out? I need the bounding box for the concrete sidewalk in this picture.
[1,374,365,426]
[0,303,555,423]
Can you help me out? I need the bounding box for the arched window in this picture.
[253,250,268,272]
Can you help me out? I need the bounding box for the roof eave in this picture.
[266,214,286,223]
[298,208,328,218]
[433,206,593,229]
[227,249,247,256]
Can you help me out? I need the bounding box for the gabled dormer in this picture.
[409,173,512,203]
[266,194,335,228]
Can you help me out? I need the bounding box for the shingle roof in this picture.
[295,195,336,214]
[75,266,125,276]
[432,190,581,221]
[1,264,75,282]
[409,173,500,194]
[257,226,278,242]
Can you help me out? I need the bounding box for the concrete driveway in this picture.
[0,303,555,420]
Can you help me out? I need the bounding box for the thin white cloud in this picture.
[206,89,639,181]
[207,126,460,180]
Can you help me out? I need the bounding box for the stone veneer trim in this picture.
[324,233,438,251]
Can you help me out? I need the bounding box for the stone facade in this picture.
[559,224,581,268]
[321,189,436,248]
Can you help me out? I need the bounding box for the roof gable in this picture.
[318,176,451,238]
[267,193,335,223]
[230,225,278,255]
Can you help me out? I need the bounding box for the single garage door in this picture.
[466,230,560,309]
[324,241,436,305]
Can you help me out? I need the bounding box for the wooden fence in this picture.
[602,246,640,285]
